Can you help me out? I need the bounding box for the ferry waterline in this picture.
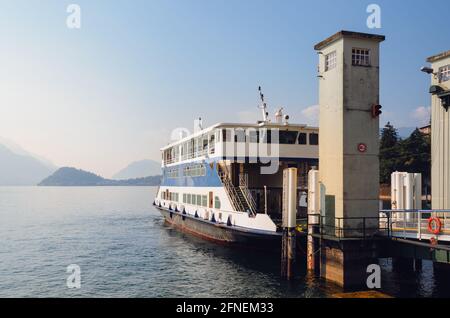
[154,96,319,247]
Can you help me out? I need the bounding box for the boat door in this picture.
[209,192,213,208]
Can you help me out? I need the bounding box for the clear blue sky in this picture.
[0,0,448,176]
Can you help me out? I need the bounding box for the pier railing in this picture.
[311,210,450,240]
[380,209,450,240]
[318,216,390,240]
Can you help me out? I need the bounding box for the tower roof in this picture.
[427,50,450,63]
[314,30,385,51]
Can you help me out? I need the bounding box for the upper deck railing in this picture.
[162,125,319,166]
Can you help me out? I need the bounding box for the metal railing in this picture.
[220,172,248,213]
[238,174,258,215]
[218,166,256,216]
[381,209,450,240]
[309,210,450,240]
[317,215,390,239]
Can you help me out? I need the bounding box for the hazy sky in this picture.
[0,0,448,177]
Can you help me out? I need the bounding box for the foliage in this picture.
[38,167,161,186]
[379,123,431,184]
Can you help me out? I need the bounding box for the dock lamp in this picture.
[420,66,434,74]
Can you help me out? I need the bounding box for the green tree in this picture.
[398,128,431,183]
[379,122,401,183]
[380,122,399,149]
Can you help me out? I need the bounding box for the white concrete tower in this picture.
[314,31,385,235]
[427,51,450,209]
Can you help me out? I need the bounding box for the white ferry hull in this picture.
[155,204,282,247]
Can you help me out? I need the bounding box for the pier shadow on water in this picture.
[159,221,340,298]
[160,219,450,298]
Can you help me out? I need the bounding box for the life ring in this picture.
[428,217,442,235]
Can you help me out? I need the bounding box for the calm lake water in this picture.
[0,186,448,298]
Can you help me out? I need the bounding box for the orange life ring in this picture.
[428,217,442,235]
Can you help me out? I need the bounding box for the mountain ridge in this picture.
[0,143,57,185]
[113,159,161,180]
[39,167,161,186]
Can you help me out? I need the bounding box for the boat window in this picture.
[309,133,319,145]
[191,194,196,205]
[248,130,259,143]
[197,195,202,206]
[202,195,207,207]
[183,164,206,177]
[261,129,271,143]
[209,134,215,154]
[202,135,208,152]
[222,129,231,142]
[279,131,298,144]
[234,129,246,142]
[183,193,186,203]
[214,196,221,209]
[298,133,307,145]
[196,137,203,155]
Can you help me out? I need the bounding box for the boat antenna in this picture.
[258,86,269,123]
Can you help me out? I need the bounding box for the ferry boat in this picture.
[154,90,319,246]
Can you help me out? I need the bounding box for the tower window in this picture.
[439,65,450,83]
[352,48,370,66]
[325,51,336,71]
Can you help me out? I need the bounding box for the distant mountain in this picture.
[0,143,57,185]
[38,167,104,186]
[113,159,161,180]
[39,167,161,186]
[0,137,57,171]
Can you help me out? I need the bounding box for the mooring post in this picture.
[281,167,297,280]
[307,168,320,274]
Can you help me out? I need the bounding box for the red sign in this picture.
[358,143,367,153]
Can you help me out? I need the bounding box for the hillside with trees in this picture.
[379,122,431,187]
[38,167,161,186]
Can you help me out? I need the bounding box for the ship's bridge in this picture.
[161,122,319,167]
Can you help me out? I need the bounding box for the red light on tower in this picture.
[371,104,382,118]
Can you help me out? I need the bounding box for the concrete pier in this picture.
[320,240,377,289]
